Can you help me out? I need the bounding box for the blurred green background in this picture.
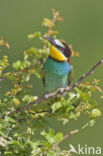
[0,0,103,155]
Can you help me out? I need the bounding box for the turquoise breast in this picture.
[43,58,71,92]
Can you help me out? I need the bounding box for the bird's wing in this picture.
[41,67,45,87]
[68,69,72,85]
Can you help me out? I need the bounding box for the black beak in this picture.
[43,36,56,46]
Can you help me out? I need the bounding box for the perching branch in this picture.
[52,129,79,149]
[14,58,103,114]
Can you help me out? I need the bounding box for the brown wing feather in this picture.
[41,67,45,87]
[68,70,72,85]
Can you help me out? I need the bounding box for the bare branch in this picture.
[52,129,79,149]
[13,58,103,114]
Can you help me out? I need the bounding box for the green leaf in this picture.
[42,18,53,27]
[91,109,102,118]
[12,60,27,70]
[23,73,30,82]
[70,112,77,120]
[41,128,54,145]
[31,148,41,156]
[12,60,21,70]
[74,87,81,94]
[81,123,89,129]
[66,105,74,113]
[0,136,7,147]
[4,151,13,155]
[0,129,8,137]
[27,32,42,39]
[30,140,42,156]
[58,118,69,125]
[89,119,95,127]
[54,133,63,144]
[41,128,63,146]
[82,119,96,129]
[69,92,77,101]
[88,99,97,108]
[51,102,62,113]
[22,95,36,103]
[5,116,17,123]
[47,151,56,156]
[7,140,23,148]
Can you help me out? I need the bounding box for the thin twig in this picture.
[0,62,41,82]
[13,58,103,114]
[52,129,79,149]
[43,9,61,49]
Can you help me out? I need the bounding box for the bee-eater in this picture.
[42,36,72,93]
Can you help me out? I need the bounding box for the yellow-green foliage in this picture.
[0,9,102,156]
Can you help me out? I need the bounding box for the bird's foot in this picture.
[44,92,49,99]
[57,88,65,95]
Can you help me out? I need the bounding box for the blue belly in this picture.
[44,58,71,92]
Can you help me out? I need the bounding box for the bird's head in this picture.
[44,36,72,62]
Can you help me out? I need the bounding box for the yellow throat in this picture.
[50,45,67,61]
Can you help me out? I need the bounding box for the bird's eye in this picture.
[56,45,64,52]
[60,47,64,52]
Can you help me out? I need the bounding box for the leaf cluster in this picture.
[0,9,102,156]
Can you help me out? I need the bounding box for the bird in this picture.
[42,36,72,93]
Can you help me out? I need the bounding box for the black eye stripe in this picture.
[61,47,64,51]
[64,49,70,58]
[56,45,64,50]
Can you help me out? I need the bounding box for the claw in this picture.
[58,88,65,94]
[44,92,49,99]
